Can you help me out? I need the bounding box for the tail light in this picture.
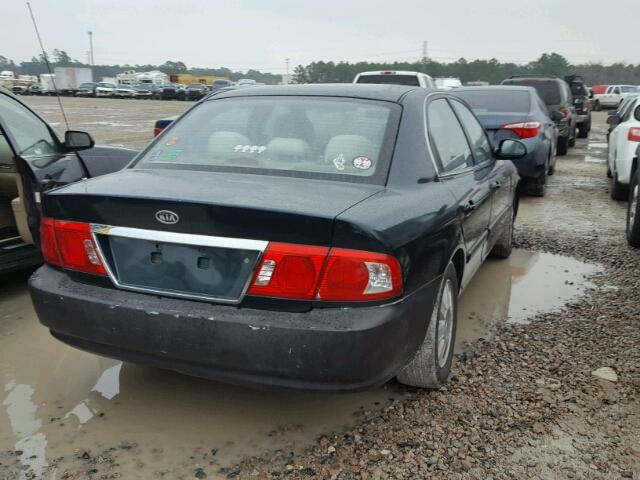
[248,243,403,302]
[40,218,107,276]
[559,107,570,118]
[153,127,163,136]
[501,122,541,139]
[582,100,590,111]
[628,128,640,142]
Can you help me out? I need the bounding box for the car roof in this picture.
[357,71,425,77]
[455,85,534,93]
[208,83,424,102]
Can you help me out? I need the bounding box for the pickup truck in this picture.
[593,85,640,111]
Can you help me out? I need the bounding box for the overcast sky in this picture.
[3,0,637,72]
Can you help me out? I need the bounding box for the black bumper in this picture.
[29,266,438,392]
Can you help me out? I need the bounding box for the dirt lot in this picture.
[0,97,638,479]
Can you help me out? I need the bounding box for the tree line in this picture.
[0,51,282,85]
[3,51,640,86]
[292,53,640,85]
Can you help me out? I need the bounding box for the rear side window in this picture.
[454,90,530,114]
[450,101,493,164]
[356,74,420,86]
[427,99,473,173]
[503,79,561,105]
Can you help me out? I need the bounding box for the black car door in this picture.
[426,97,492,289]
[449,99,512,238]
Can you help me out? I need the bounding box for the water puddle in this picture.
[0,250,599,478]
[456,250,600,349]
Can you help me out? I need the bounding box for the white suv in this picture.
[594,85,640,110]
[607,96,640,200]
[353,71,435,88]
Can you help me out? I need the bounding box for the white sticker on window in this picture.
[333,153,346,171]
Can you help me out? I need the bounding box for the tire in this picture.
[611,165,628,201]
[396,262,458,389]
[606,166,612,179]
[528,170,547,197]
[557,135,569,156]
[490,205,514,259]
[577,119,591,139]
[627,171,640,247]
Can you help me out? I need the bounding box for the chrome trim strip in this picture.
[91,225,268,251]
[90,224,267,304]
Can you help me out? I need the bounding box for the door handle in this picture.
[490,180,502,190]
[462,200,477,214]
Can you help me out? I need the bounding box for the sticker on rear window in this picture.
[158,149,183,162]
[234,144,267,154]
[165,137,179,146]
[353,156,372,170]
[333,153,346,171]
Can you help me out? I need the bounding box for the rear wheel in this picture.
[557,136,569,156]
[627,171,640,247]
[611,164,628,201]
[397,262,458,389]
[490,205,514,259]
[568,127,576,147]
[577,119,591,138]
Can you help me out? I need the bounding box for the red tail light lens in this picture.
[628,128,640,142]
[248,243,329,299]
[248,243,403,302]
[501,122,541,139]
[559,107,569,118]
[317,249,402,301]
[40,218,107,276]
[153,127,163,136]
[40,218,61,266]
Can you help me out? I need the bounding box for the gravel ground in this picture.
[224,116,640,479]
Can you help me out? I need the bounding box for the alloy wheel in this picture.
[436,279,454,368]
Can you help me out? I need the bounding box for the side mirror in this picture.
[495,139,527,160]
[606,115,621,127]
[64,130,94,151]
[550,111,563,122]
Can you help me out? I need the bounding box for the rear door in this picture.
[449,99,511,252]
[426,97,492,286]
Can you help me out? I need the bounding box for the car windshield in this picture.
[79,83,95,88]
[134,96,399,184]
[454,90,530,114]
[356,74,420,86]
[502,79,561,105]
[188,84,204,88]
[98,83,114,88]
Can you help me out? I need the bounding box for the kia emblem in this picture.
[155,210,180,225]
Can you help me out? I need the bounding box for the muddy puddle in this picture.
[0,250,599,479]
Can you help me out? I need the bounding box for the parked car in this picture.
[159,83,186,100]
[212,79,232,91]
[132,84,153,99]
[606,96,640,200]
[28,84,524,392]
[0,87,137,275]
[606,95,640,142]
[502,75,577,156]
[354,71,436,88]
[185,83,209,101]
[565,75,592,138]
[435,77,463,90]
[75,82,97,97]
[113,84,137,99]
[594,85,640,111]
[454,86,559,196]
[627,145,640,247]
[11,82,40,95]
[95,82,116,98]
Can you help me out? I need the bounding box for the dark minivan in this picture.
[502,75,577,155]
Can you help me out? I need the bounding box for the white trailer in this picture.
[39,74,57,95]
[53,67,93,95]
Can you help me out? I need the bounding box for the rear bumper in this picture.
[511,137,548,179]
[29,265,438,392]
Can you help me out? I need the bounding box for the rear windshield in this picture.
[502,79,561,105]
[570,83,587,97]
[454,90,530,114]
[133,97,400,185]
[356,74,420,86]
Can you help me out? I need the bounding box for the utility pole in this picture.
[285,58,290,76]
[88,31,94,65]
[422,40,428,63]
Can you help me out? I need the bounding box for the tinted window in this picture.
[570,83,587,96]
[450,100,493,164]
[503,79,561,105]
[427,99,473,173]
[612,87,620,94]
[621,86,639,93]
[454,90,530,114]
[356,74,420,86]
[0,95,57,156]
[135,97,399,185]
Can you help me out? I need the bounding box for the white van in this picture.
[435,77,462,90]
[353,71,435,88]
